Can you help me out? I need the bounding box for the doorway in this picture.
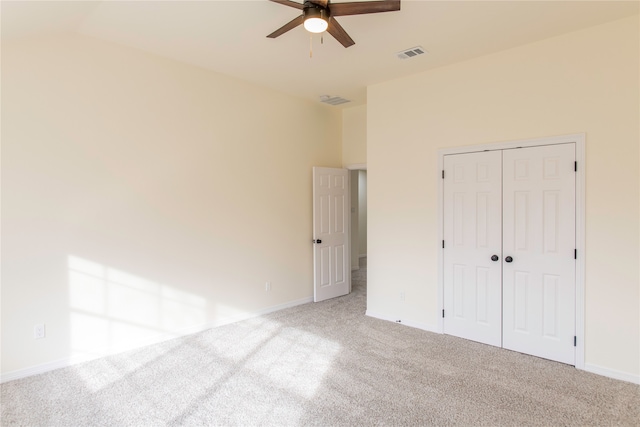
[349,169,367,272]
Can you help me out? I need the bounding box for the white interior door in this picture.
[502,144,576,364]
[443,151,503,347]
[313,167,350,302]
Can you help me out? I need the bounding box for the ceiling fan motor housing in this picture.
[304,1,329,21]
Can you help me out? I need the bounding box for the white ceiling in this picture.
[3,1,638,108]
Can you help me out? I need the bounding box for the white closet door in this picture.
[502,144,576,364]
[443,151,503,347]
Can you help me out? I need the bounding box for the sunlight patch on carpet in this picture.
[245,325,341,398]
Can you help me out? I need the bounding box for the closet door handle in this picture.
[491,255,499,262]
[505,256,513,263]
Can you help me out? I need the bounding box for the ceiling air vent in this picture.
[320,95,351,106]
[397,46,427,60]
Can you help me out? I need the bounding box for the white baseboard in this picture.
[0,296,313,384]
[365,310,439,333]
[365,310,397,323]
[6,300,637,387]
[211,296,313,328]
[583,363,640,385]
[1,358,76,384]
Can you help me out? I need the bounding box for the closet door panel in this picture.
[443,151,502,347]
[502,144,576,365]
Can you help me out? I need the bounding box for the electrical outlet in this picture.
[34,323,46,339]
[265,281,271,292]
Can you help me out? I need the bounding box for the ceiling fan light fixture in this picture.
[304,16,328,33]
[303,6,328,33]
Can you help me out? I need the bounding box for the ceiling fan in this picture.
[267,0,401,48]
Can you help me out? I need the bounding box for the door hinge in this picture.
[442,170,445,179]
[574,336,577,347]
[574,249,577,259]
[442,240,445,249]
[442,309,445,318]
[574,161,577,172]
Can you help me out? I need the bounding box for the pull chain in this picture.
[310,34,313,58]
[321,10,324,45]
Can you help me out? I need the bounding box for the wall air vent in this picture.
[397,46,427,60]
[320,95,351,106]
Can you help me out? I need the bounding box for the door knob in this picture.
[491,255,499,262]
[505,256,513,263]
[313,239,322,244]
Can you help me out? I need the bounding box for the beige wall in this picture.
[1,34,342,376]
[367,16,640,380]
[342,105,367,167]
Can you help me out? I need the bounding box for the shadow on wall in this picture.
[67,255,208,362]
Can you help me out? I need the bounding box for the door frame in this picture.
[346,164,367,275]
[437,133,585,369]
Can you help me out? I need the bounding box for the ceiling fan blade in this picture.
[269,0,304,10]
[330,0,400,16]
[327,17,355,48]
[267,15,304,38]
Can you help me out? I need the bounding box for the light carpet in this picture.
[2,263,639,426]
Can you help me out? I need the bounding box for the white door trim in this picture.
[437,133,585,370]
[345,163,367,170]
